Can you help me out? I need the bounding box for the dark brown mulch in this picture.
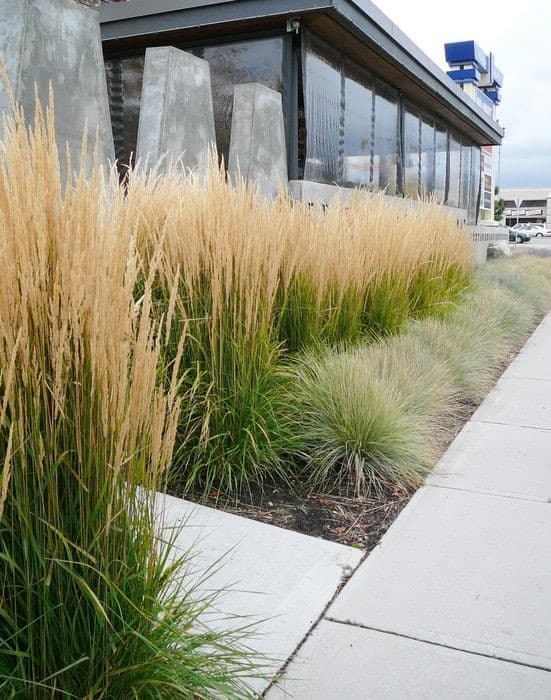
[204,484,413,552]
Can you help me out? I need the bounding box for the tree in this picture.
[494,197,506,221]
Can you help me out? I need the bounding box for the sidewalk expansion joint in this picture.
[324,617,551,674]
[503,375,551,383]
[471,418,551,432]
[426,482,550,504]
[261,552,368,696]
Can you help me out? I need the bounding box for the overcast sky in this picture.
[378,0,551,189]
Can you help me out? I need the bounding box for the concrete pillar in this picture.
[136,47,216,176]
[228,83,288,199]
[0,0,114,179]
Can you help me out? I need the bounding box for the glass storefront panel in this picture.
[373,89,398,194]
[343,65,373,187]
[460,143,472,212]
[403,109,420,198]
[434,125,447,203]
[470,146,481,221]
[420,119,436,196]
[105,56,144,169]
[303,38,343,184]
[105,37,284,172]
[193,37,284,167]
[447,133,461,207]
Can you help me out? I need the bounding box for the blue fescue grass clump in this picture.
[288,256,551,496]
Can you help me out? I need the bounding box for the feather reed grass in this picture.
[0,106,258,698]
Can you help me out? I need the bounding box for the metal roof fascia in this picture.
[99,0,333,38]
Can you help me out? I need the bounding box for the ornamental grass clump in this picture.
[288,349,443,495]
[0,107,257,698]
[125,167,295,497]
[290,256,551,497]
[122,168,473,496]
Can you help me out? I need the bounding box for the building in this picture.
[444,41,503,223]
[97,0,503,224]
[500,187,551,228]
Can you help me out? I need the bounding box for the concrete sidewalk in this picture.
[268,314,551,698]
[159,492,362,695]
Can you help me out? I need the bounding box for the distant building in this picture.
[500,187,551,228]
[444,41,503,223]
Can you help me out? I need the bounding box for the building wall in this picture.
[104,29,484,223]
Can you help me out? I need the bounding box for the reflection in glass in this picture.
[343,66,373,186]
[434,125,447,203]
[420,119,436,196]
[460,143,472,212]
[403,109,420,198]
[105,56,144,171]
[304,39,343,184]
[193,38,284,167]
[447,134,461,207]
[470,147,481,222]
[105,39,283,173]
[373,90,398,194]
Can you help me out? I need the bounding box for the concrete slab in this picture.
[228,83,288,198]
[472,375,551,430]
[136,46,216,176]
[427,421,551,502]
[0,0,114,179]
[328,486,551,669]
[506,323,551,381]
[267,620,551,699]
[525,313,551,340]
[158,492,362,692]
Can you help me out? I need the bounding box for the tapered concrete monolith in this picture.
[228,83,288,199]
[136,46,216,176]
[0,0,114,179]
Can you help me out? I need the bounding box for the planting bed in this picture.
[208,485,411,551]
[180,349,520,550]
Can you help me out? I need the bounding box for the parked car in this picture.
[508,228,531,243]
[511,223,550,237]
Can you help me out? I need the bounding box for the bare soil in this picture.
[208,484,412,551]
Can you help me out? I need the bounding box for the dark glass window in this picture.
[447,134,461,207]
[460,143,472,212]
[434,125,447,203]
[303,38,343,184]
[403,109,420,198]
[105,56,144,170]
[373,88,398,195]
[105,37,284,172]
[343,64,373,187]
[420,119,436,196]
[193,37,284,167]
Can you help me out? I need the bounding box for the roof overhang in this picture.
[99,0,504,146]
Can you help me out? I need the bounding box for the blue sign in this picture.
[444,40,503,104]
